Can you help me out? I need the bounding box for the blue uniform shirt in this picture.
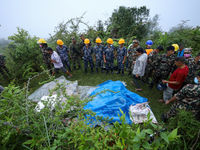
[178,49,185,57]
[94,44,104,60]
[56,45,69,60]
[82,46,93,59]
[103,46,115,61]
[117,46,127,61]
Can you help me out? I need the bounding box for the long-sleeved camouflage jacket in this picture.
[69,43,81,57]
[127,45,140,62]
[154,53,176,73]
[40,47,51,64]
[146,50,158,68]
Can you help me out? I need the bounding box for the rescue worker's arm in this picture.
[103,55,106,63]
[94,49,96,62]
[122,48,127,64]
[165,96,177,105]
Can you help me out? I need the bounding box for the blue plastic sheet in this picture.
[83,80,148,124]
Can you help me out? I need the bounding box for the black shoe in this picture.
[116,69,120,74]
[140,80,145,86]
[96,68,98,73]
[127,71,131,76]
[101,69,104,73]
[161,113,168,123]
[79,66,82,69]
[106,69,109,74]
[91,68,94,74]
[73,67,76,70]
[85,69,87,74]
[111,69,114,74]
[121,71,124,77]
[148,83,154,90]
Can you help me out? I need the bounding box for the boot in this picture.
[85,68,87,74]
[79,66,82,69]
[101,68,104,73]
[68,67,71,72]
[106,69,109,74]
[111,69,114,74]
[121,70,124,77]
[148,82,154,90]
[91,68,94,74]
[127,71,131,76]
[140,79,145,86]
[116,69,120,74]
[73,66,76,70]
[96,68,98,73]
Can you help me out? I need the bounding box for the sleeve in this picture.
[93,47,96,54]
[136,60,142,75]
[132,51,137,61]
[124,48,127,56]
[174,84,188,100]
[170,58,176,73]
[55,54,62,63]
[66,46,69,52]
[103,47,106,55]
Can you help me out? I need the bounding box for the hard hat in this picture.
[172,44,179,51]
[95,38,102,43]
[157,82,167,91]
[118,39,125,44]
[57,39,64,45]
[37,38,47,44]
[107,38,113,44]
[84,39,90,44]
[146,40,153,46]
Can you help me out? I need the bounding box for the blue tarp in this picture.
[83,80,148,124]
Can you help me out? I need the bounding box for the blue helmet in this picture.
[157,83,167,91]
[146,40,153,46]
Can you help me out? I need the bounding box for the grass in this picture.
[27,63,172,123]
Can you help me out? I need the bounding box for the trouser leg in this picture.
[163,83,174,101]
[133,75,141,89]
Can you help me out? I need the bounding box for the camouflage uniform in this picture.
[165,84,200,119]
[142,50,158,81]
[185,57,200,84]
[82,46,94,69]
[69,43,81,68]
[0,55,9,76]
[116,46,127,70]
[56,45,70,69]
[152,53,176,84]
[103,46,115,70]
[40,47,53,73]
[127,45,140,71]
[94,44,104,68]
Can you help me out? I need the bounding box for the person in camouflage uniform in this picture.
[127,39,140,76]
[56,39,71,72]
[161,72,200,122]
[82,39,94,74]
[116,39,127,76]
[103,38,115,74]
[149,46,176,90]
[37,39,53,74]
[0,54,9,78]
[93,38,104,73]
[142,46,164,84]
[183,49,200,85]
[69,37,82,70]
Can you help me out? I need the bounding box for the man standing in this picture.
[0,53,9,78]
[82,39,94,74]
[177,44,185,57]
[103,38,115,74]
[56,39,71,72]
[37,39,52,74]
[127,39,140,76]
[142,46,164,84]
[131,48,148,91]
[69,37,82,70]
[93,37,104,73]
[46,47,73,78]
[184,49,200,84]
[158,57,189,103]
[161,72,200,122]
[149,46,176,90]
[116,39,127,76]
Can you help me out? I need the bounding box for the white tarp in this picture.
[129,102,158,124]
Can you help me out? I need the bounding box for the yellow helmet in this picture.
[57,39,64,45]
[107,38,113,44]
[84,39,90,44]
[118,39,125,44]
[172,44,179,51]
[37,38,46,44]
[95,38,102,43]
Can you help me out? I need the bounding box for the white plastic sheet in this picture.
[129,102,157,124]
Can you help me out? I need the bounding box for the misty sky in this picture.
[0,0,199,39]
